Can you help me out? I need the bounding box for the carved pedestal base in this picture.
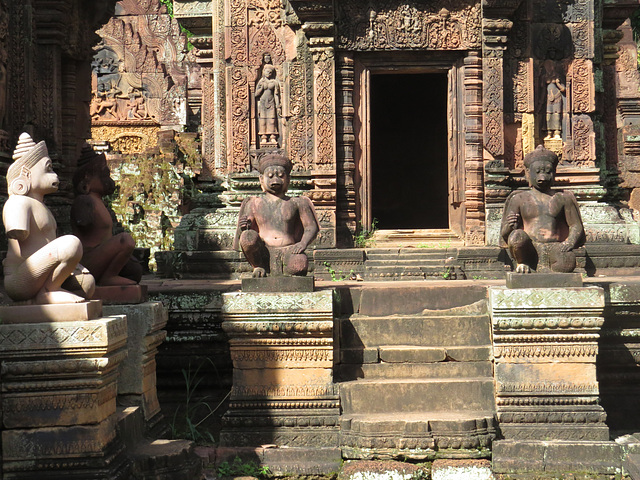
[104,302,168,436]
[219,291,339,462]
[0,314,130,479]
[490,286,615,474]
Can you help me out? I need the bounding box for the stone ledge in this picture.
[492,440,623,475]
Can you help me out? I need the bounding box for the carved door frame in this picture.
[350,52,467,238]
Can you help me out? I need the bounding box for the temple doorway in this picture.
[369,72,449,230]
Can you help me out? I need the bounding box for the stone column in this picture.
[490,286,620,475]
[219,290,339,471]
[103,302,168,436]
[0,315,130,479]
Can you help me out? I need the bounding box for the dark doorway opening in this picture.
[370,72,449,229]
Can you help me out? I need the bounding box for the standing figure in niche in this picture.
[255,64,281,145]
[2,133,95,303]
[543,61,566,139]
[500,145,585,273]
[71,144,142,286]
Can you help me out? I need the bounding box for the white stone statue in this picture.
[2,133,95,304]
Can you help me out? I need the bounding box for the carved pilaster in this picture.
[336,52,356,244]
[482,18,513,163]
[227,0,251,173]
[463,51,485,245]
[490,286,609,442]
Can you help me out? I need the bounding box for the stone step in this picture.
[340,315,491,348]
[340,411,496,454]
[365,259,451,267]
[340,377,495,414]
[117,406,203,480]
[336,360,493,382]
[347,284,488,316]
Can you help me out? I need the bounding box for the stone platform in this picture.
[146,276,640,476]
[0,312,130,479]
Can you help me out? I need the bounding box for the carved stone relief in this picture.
[571,114,595,167]
[336,0,481,51]
[570,58,595,113]
[92,10,189,129]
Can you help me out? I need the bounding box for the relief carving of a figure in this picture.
[543,60,566,140]
[255,63,281,145]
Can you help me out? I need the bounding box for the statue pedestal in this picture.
[104,302,168,436]
[490,286,618,474]
[219,290,339,472]
[0,311,130,479]
[94,284,148,304]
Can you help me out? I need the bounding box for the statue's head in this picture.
[7,132,58,197]
[524,145,558,192]
[72,144,115,196]
[263,64,276,79]
[258,153,292,196]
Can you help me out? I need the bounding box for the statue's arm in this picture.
[3,197,30,241]
[233,197,254,251]
[255,79,265,98]
[500,192,521,244]
[562,192,585,250]
[294,196,320,252]
[70,195,95,231]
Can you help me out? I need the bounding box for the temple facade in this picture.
[155,0,640,258]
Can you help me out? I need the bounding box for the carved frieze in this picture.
[616,44,640,98]
[91,126,160,154]
[336,0,481,51]
[288,59,314,170]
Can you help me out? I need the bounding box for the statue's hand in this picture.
[506,212,520,229]
[291,242,305,254]
[238,215,251,230]
[558,241,572,252]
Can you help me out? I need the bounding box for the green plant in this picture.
[354,218,378,248]
[217,456,271,478]
[323,262,354,281]
[169,359,227,445]
[159,0,173,15]
[442,266,454,280]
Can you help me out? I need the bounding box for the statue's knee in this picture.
[508,229,531,249]
[116,232,136,254]
[240,230,260,250]
[285,253,308,276]
[58,235,83,263]
[550,248,577,273]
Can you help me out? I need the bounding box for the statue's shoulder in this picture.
[4,194,34,211]
[554,189,579,203]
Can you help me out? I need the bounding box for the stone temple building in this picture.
[155,0,640,273]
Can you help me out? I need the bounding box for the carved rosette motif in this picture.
[336,0,481,51]
[490,286,609,441]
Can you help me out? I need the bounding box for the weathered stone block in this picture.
[492,440,546,473]
[506,272,583,288]
[241,276,314,292]
[340,347,379,364]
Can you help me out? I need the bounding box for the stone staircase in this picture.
[336,284,496,460]
[363,248,461,280]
